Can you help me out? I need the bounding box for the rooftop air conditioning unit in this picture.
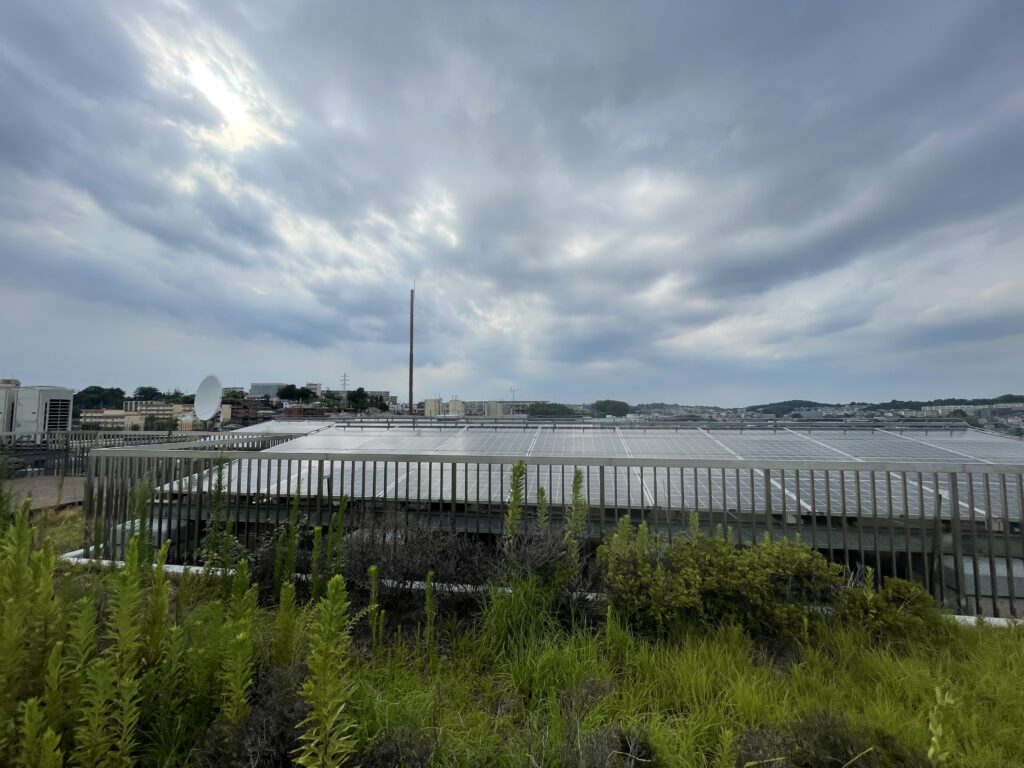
[13,386,74,434]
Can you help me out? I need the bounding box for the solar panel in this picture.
[163,423,1023,522]
[228,422,1024,464]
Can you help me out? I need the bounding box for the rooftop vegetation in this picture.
[1,460,1021,767]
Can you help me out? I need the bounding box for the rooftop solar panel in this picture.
[230,422,1024,465]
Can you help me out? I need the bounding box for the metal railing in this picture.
[257,416,973,432]
[83,447,1024,618]
[0,431,305,477]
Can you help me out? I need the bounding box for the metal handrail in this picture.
[89,445,1024,476]
[81,443,1024,617]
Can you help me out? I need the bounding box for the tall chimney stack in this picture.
[408,287,415,424]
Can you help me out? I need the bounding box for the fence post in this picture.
[82,452,95,556]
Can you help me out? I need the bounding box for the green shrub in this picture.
[837,576,949,646]
[598,517,699,638]
[598,517,843,642]
[696,534,842,642]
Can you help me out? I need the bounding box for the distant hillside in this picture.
[861,394,1024,412]
[747,400,838,417]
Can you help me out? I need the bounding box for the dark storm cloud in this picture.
[1,0,1023,402]
[899,310,1024,348]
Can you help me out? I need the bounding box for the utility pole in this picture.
[408,287,415,425]
[510,387,520,418]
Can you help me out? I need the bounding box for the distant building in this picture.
[123,401,188,421]
[305,383,322,397]
[472,399,539,417]
[250,382,288,398]
[447,398,466,417]
[220,398,274,427]
[424,398,443,417]
[80,409,145,431]
[283,403,330,418]
[3,384,74,433]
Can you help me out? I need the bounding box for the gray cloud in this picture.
[2,0,1023,405]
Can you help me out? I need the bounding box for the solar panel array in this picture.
[161,425,1024,523]
[253,424,1024,464]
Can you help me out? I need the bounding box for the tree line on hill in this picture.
[859,394,1024,411]
[277,385,389,412]
[749,394,1024,417]
[72,386,193,417]
[526,400,633,418]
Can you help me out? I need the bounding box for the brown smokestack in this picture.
[408,287,415,424]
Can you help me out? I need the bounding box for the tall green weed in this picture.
[295,575,359,767]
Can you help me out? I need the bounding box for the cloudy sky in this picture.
[2,1,1023,406]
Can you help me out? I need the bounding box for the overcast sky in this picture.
[2,1,1023,406]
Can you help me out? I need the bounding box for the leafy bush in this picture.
[837,575,950,646]
[598,517,844,641]
[598,517,700,638]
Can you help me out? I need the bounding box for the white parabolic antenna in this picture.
[194,375,222,421]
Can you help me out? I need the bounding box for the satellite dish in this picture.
[194,375,223,421]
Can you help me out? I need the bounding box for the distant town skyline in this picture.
[3,2,1024,407]
[5,374,1022,413]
